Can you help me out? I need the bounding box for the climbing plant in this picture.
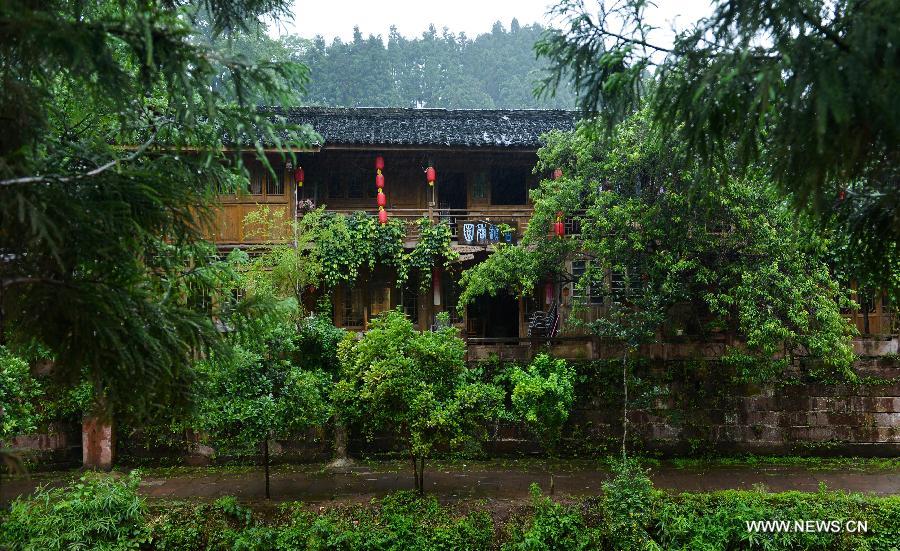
[405,218,460,291]
[273,210,457,292]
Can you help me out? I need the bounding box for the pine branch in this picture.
[0,130,159,187]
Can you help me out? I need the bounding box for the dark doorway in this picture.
[468,291,520,339]
[490,168,527,205]
[438,171,467,210]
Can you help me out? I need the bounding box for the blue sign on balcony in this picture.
[459,221,516,246]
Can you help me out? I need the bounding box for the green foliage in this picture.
[299,212,455,291]
[194,309,331,456]
[275,492,494,550]
[336,310,503,491]
[238,206,323,303]
[657,489,900,550]
[458,244,546,309]
[406,218,460,290]
[464,109,856,383]
[503,484,596,550]
[0,0,314,417]
[0,471,148,551]
[5,475,900,550]
[537,0,900,298]
[0,347,41,440]
[292,21,577,109]
[598,458,661,550]
[148,491,493,550]
[507,354,576,453]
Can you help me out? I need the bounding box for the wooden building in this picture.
[208,107,896,361]
[210,107,578,351]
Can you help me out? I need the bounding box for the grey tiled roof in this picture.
[265,107,577,149]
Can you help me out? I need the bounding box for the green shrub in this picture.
[0,471,148,551]
[0,346,42,441]
[596,458,662,550]
[502,484,597,550]
[657,488,900,550]
[274,491,494,550]
[507,354,576,452]
[4,469,898,550]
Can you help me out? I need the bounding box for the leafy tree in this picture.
[0,348,41,443]
[507,354,576,454]
[290,21,577,108]
[335,310,504,493]
[0,0,313,420]
[194,308,330,498]
[461,110,855,418]
[536,0,900,295]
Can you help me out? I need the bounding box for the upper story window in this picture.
[325,166,372,201]
[247,161,284,196]
[571,260,603,305]
[490,168,528,205]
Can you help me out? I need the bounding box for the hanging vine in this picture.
[310,212,455,291]
[406,218,460,291]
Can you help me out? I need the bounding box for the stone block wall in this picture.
[553,354,900,456]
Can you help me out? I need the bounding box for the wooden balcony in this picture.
[324,207,534,245]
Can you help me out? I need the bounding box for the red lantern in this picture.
[375,156,387,223]
[838,189,846,201]
[294,167,305,187]
[426,166,436,186]
[555,211,565,238]
[552,168,563,180]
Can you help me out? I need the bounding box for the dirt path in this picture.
[3,463,898,504]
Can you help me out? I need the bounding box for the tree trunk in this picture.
[263,438,270,500]
[411,454,420,493]
[418,457,425,495]
[327,418,354,471]
[621,350,629,461]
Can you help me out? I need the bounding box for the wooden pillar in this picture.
[82,415,115,471]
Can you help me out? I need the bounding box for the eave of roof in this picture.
[263,106,578,150]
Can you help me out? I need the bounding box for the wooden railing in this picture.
[324,207,535,242]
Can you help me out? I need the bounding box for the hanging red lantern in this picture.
[376,155,387,224]
[426,166,436,186]
[838,189,846,201]
[294,167,305,187]
[552,168,563,180]
[555,211,565,238]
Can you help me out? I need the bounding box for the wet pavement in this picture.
[3,463,899,504]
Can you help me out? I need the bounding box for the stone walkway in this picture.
[3,463,899,504]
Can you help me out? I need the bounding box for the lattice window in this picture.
[571,260,603,305]
[401,285,419,324]
[342,286,364,327]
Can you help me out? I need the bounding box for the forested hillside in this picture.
[208,20,577,109]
